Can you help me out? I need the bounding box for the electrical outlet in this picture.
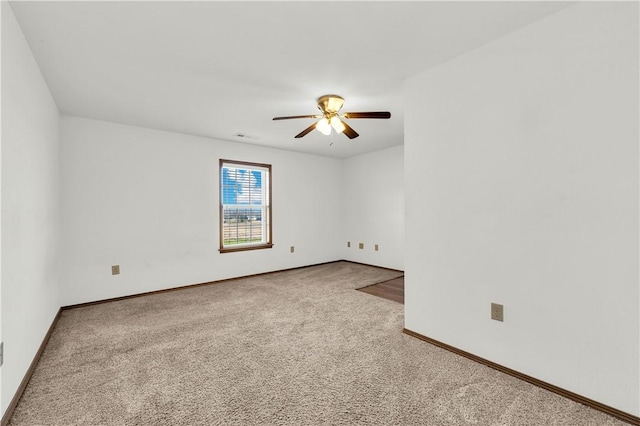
[491,303,504,322]
[290,246,295,253]
[374,244,379,251]
[347,241,351,248]
[359,243,364,249]
[112,265,120,275]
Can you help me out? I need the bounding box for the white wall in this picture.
[341,145,403,271]
[60,116,343,305]
[404,1,638,416]
[1,1,61,416]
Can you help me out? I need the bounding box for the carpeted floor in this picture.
[9,262,626,425]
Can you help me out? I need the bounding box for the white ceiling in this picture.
[9,1,572,158]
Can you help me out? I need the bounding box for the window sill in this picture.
[219,243,273,254]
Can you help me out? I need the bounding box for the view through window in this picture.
[219,159,272,252]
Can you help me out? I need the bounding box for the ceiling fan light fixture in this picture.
[330,116,345,134]
[273,94,390,140]
[316,117,331,135]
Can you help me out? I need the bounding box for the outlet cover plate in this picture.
[491,303,504,322]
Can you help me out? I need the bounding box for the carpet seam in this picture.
[355,275,405,291]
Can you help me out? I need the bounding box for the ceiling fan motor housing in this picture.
[317,95,345,114]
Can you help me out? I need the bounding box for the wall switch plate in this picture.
[290,246,295,253]
[491,303,504,322]
[374,244,379,251]
[359,243,364,249]
[112,265,120,275]
[347,241,351,248]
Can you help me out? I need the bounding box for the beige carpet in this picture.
[9,262,626,425]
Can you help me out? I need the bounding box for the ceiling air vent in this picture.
[233,132,258,140]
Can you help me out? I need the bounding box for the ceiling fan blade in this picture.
[341,121,359,139]
[295,123,317,138]
[342,111,391,119]
[273,115,319,121]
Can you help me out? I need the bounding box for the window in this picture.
[219,159,272,253]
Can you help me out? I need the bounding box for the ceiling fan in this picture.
[273,95,391,139]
